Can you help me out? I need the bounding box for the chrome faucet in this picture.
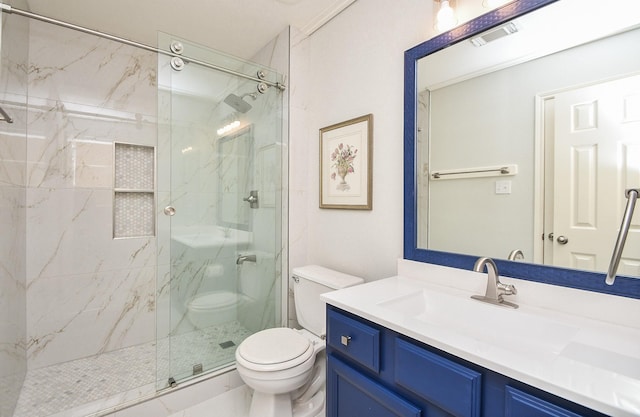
[236,254,256,265]
[471,257,518,309]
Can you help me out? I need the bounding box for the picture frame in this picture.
[319,114,373,210]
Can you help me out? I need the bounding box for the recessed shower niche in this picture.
[113,142,156,238]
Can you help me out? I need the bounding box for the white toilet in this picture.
[186,290,239,329]
[235,265,363,417]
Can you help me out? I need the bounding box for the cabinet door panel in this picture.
[328,354,421,417]
[396,338,482,417]
[505,387,585,417]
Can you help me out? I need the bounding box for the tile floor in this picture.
[13,322,252,417]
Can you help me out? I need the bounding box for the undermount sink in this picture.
[378,290,579,355]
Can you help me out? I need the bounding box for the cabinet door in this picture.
[395,338,482,417]
[505,387,585,417]
[328,354,421,417]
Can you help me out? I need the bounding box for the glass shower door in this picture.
[156,33,283,388]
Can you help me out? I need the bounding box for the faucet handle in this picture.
[497,282,517,296]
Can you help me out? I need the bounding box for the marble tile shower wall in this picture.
[0,12,29,417]
[24,20,158,369]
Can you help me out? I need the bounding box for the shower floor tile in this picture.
[13,321,252,417]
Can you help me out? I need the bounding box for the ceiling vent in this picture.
[470,22,519,47]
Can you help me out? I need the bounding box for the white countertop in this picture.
[321,260,640,417]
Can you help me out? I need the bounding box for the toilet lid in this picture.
[237,328,313,368]
[188,291,237,310]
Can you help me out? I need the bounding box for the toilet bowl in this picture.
[235,265,363,417]
[236,328,323,393]
[186,290,239,329]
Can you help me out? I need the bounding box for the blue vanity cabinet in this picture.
[326,305,609,417]
[328,355,422,417]
[504,386,586,417]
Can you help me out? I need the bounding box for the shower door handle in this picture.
[164,206,176,216]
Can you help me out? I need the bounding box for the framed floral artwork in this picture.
[319,114,373,209]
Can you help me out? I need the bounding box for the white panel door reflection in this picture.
[549,74,640,274]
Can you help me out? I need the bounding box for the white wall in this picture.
[289,1,434,281]
[289,0,609,282]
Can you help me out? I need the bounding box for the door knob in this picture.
[163,206,176,216]
[556,235,569,245]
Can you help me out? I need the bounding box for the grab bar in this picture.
[605,188,639,285]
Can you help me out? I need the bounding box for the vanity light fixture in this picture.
[217,120,241,136]
[434,0,458,32]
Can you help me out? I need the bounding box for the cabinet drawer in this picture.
[505,387,585,417]
[328,354,421,417]
[395,338,482,417]
[327,309,380,373]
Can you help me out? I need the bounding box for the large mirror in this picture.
[404,0,640,297]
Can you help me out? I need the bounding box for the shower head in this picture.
[223,93,256,113]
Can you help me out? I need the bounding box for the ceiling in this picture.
[20,0,357,59]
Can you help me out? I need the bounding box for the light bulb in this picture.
[217,120,240,136]
[436,0,457,32]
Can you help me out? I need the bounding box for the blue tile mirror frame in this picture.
[404,0,640,299]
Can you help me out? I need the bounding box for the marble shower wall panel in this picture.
[25,266,155,369]
[0,14,28,188]
[0,11,29,417]
[245,31,288,327]
[169,94,220,230]
[24,21,159,369]
[170,146,217,228]
[27,21,156,114]
[0,100,28,188]
[26,188,155,278]
[0,188,27,416]
[25,183,157,370]
[237,252,276,333]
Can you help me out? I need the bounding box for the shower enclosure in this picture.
[155,33,284,388]
[0,7,286,417]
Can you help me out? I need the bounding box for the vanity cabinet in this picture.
[326,306,608,417]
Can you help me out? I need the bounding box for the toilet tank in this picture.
[292,265,363,337]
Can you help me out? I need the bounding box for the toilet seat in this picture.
[236,328,314,372]
[188,291,237,311]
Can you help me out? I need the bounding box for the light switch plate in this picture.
[495,180,512,194]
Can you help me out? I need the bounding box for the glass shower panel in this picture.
[156,33,283,388]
